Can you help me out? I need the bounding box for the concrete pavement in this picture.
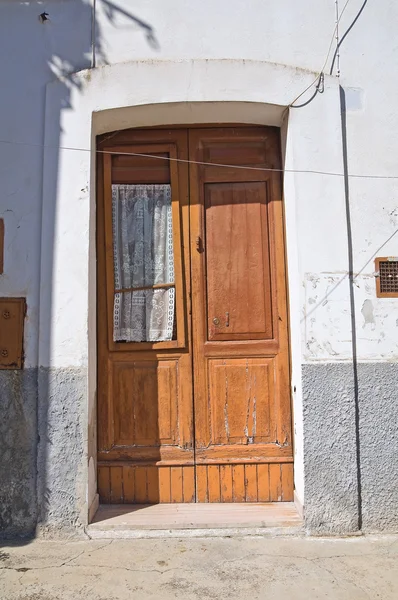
[1,534,398,599]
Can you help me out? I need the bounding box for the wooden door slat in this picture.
[232,465,245,502]
[245,465,258,502]
[170,467,183,503]
[98,466,111,503]
[196,465,208,502]
[269,464,282,502]
[257,464,270,502]
[135,468,148,504]
[207,465,221,503]
[110,467,123,504]
[281,463,294,501]
[159,467,171,503]
[147,466,160,503]
[123,466,136,503]
[182,466,195,503]
[220,465,233,502]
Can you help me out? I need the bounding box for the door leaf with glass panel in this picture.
[97,133,195,504]
[112,183,176,343]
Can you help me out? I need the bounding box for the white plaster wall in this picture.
[3,0,396,369]
[339,1,398,361]
[94,0,334,71]
[0,0,92,367]
[42,60,347,372]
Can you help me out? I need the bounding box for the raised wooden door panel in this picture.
[208,357,275,445]
[189,127,293,501]
[112,359,178,447]
[205,181,273,341]
[100,353,194,464]
[97,129,195,503]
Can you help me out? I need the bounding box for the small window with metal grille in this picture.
[375,257,398,298]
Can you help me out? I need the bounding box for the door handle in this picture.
[196,236,203,253]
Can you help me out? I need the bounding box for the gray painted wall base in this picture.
[1,363,397,537]
[302,363,359,534]
[302,363,398,534]
[0,369,37,538]
[37,367,88,537]
[357,363,398,532]
[0,367,88,539]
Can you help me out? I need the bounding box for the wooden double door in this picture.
[97,126,293,504]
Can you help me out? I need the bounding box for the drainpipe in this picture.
[337,3,363,529]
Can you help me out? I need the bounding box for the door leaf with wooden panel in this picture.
[189,128,293,503]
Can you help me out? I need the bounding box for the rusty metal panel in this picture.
[0,298,26,369]
[0,219,4,274]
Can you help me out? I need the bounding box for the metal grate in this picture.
[378,259,398,295]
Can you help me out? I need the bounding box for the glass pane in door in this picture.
[112,184,176,342]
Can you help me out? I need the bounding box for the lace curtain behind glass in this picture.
[112,184,175,342]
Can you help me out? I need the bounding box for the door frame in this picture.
[40,58,348,529]
[94,123,294,509]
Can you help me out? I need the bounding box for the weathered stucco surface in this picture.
[2,363,396,538]
[0,370,37,538]
[357,363,398,532]
[303,363,398,534]
[0,368,87,539]
[302,363,359,534]
[37,368,88,538]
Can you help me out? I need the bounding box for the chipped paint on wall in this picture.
[303,273,353,361]
[356,275,398,359]
[361,299,375,329]
[303,273,398,362]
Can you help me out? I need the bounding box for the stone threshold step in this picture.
[87,502,303,539]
